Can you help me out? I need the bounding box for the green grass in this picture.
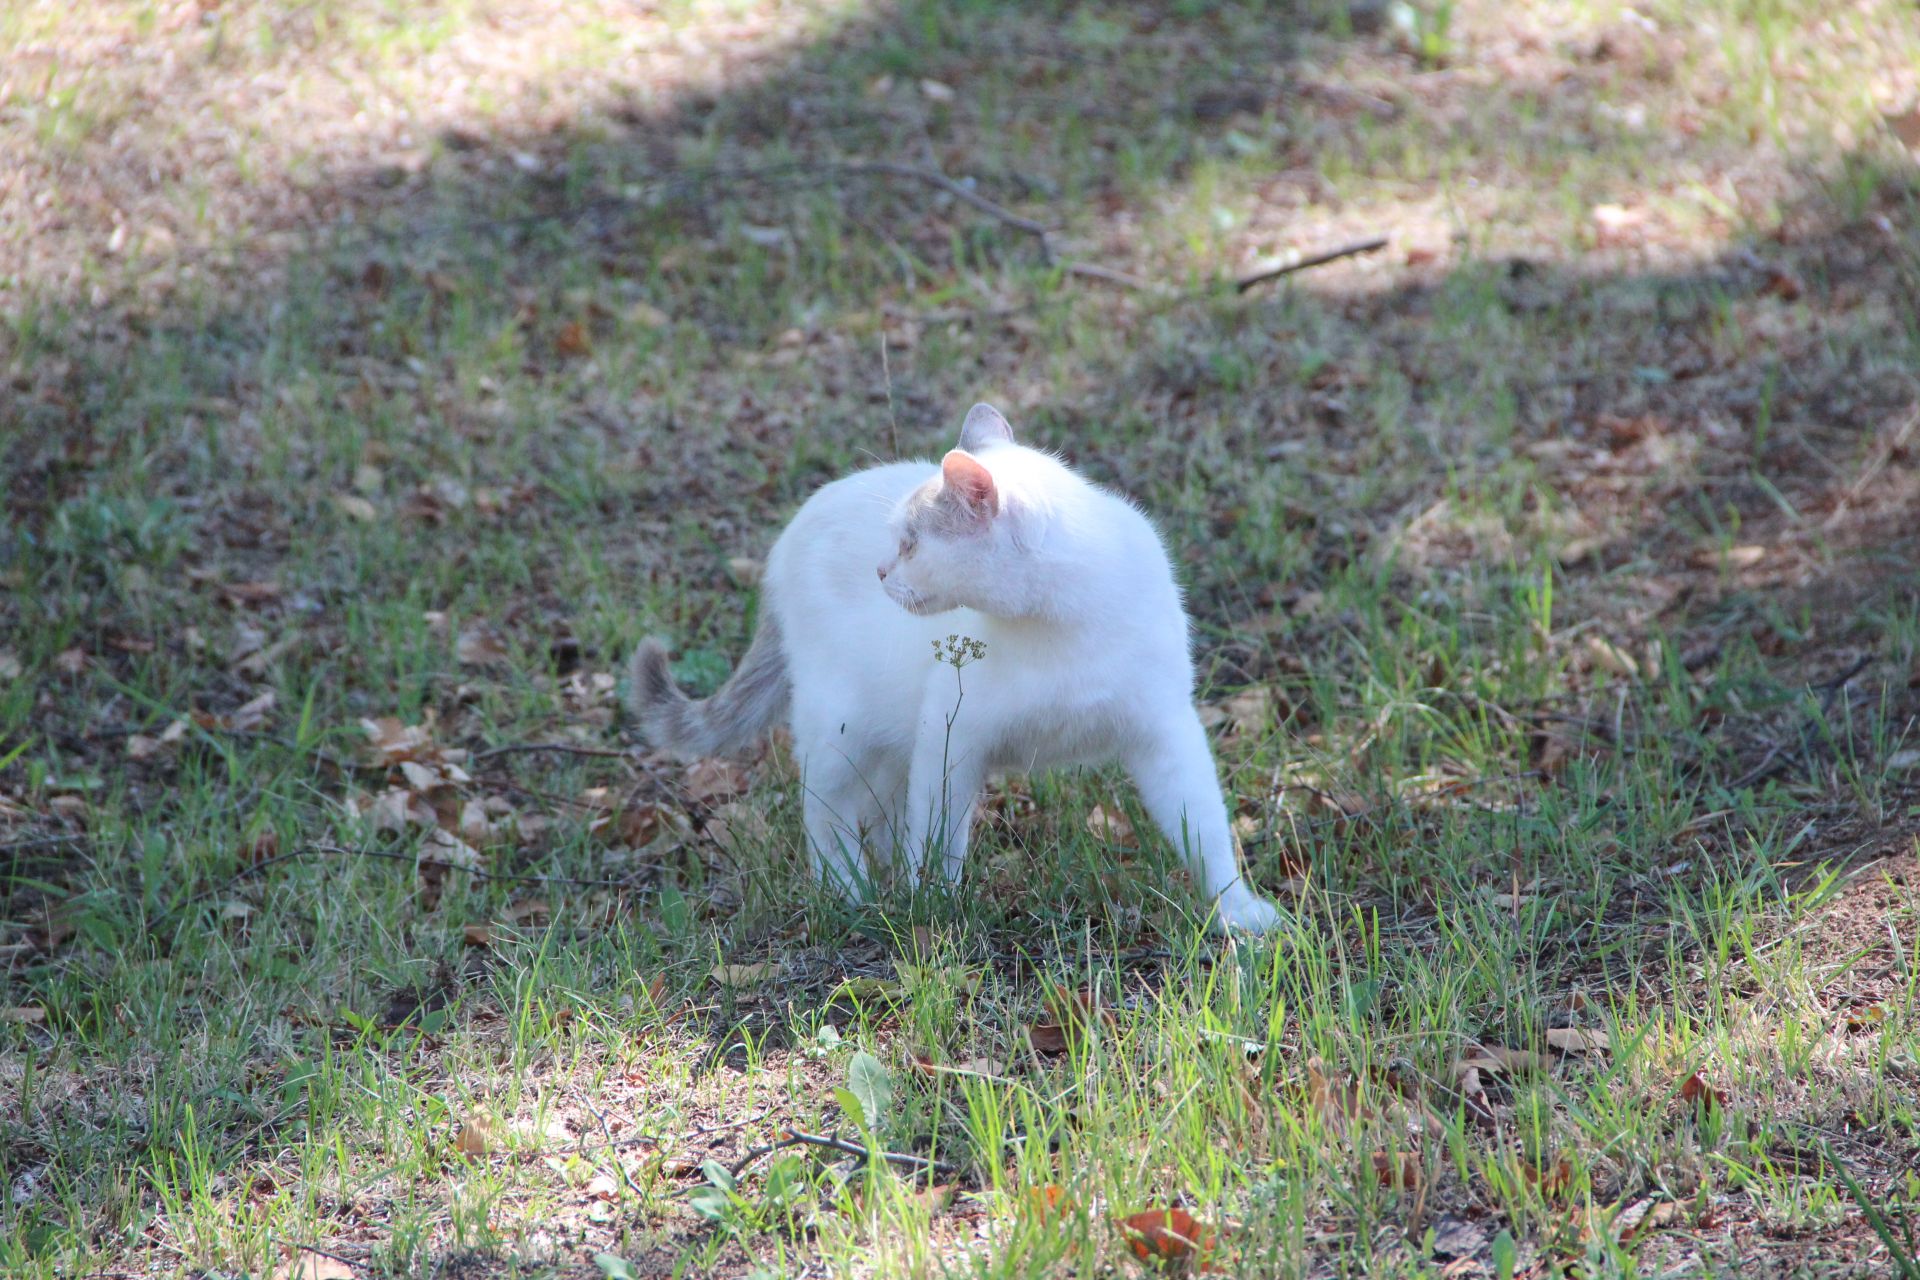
[5,0,1920,1276]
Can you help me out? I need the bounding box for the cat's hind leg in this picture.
[795,748,876,901]
[1125,708,1281,934]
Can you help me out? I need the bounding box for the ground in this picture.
[4,0,1920,1276]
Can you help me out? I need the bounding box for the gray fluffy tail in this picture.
[625,616,790,759]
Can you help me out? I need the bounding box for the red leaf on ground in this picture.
[1115,1206,1220,1271]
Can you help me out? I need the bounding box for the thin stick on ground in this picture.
[1234,236,1389,292]
[836,160,1056,255]
[730,1127,957,1178]
[468,742,635,763]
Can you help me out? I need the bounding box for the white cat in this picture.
[629,403,1280,933]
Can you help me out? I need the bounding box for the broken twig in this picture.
[1234,236,1389,292]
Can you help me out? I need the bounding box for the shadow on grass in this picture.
[2,0,1919,1268]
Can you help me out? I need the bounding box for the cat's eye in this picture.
[898,536,916,558]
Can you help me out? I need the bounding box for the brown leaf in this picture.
[1026,1183,1073,1221]
[462,924,494,947]
[710,962,777,986]
[0,649,21,680]
[1026,1021,1071,1054]
[47,794,89,824]
[229,690,277,733]
[1679,1072,1728,1112]
[1452,1063,1500,1135]
[1116,1207,1220,1271]
[332,493,378,522]
[52,647,89,676]
[221,580,282,607]
[683,758,749,805]
[2,1005,46,1024]
[1037,986,1116,1054]
[420,828,483,870]
[456,622,510,669]
[1372,1148,1421,1190]
[1307,1058,1373,1135]
[242,829,280,865]
[457,799,497,847]
[908,1050,1009,1080]
[1614,1197,1683,1244]
[454,1115,498,1156]
[1544,1027,1610,1055]
[273,1249,355,1280]
[1085,803,1136,846]
[1201,686,1278,742]
[125,733,164,761]
[555,320,592,357]
[1843,1004,1887,1031]
[1885,106,1920,151]
[361,716,435,765]
[1521,1156,1574,1198]
[362,787,435,833]
[1460,1043,1552,1075]
[1584,636,1640,678]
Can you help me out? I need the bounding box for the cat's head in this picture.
[878,403,1034,617]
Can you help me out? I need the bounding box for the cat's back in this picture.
[765,460,933,597]
[775,461,932,551]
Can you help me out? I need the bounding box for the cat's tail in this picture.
[625,617,790,759]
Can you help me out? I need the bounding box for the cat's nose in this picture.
[876,564,889,581]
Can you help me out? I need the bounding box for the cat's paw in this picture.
[1214,891,1285,935]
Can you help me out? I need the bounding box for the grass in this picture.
[4,0,1920,1275]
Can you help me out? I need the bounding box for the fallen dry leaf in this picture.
[1679,1072,1729,1112]
[125,733,164,761]
[242,829,280,865]
[273,1249,354,1280]
[683,758,749,805]
[332,493,378,522]
[1116,1206,1220,1271]
[1544,1027,1610,1055]
[1885,106,1920,151]
[221,579,282,607]
[2,1005,47,1024]
[1372,1148,1421,1190]
[1307,1058,1372,1135]
[361,716,436,765]
[0,649,20,680]
[554,319,592,357]
[419,828,483,870]
[710,962,777,986]
[908,1050,1010,1080]
[52,647,88,676]
[454,1115,498,1156]
[463,924,494,947]
[1614,1197,1683,1244]
[456,622,511,669]
[1460,1043,1552,1075]
[1085,803,1136,846]
[1843,1004,1888,1031]
[1522,1156,1574,1198]
[1026,1183,1074,1221]
[228,690,277,733]
[1026,1021,1071,1054]
[1585,636,1640,678]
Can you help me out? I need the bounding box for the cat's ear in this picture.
[958,402,1014,452]
[940,449,1000,521]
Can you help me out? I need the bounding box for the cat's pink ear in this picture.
[940,450,999,521]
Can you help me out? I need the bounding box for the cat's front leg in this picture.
[1126,709,1282,934]
[902,701,987,887]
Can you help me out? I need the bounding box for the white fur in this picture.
[756,405,1280,933]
